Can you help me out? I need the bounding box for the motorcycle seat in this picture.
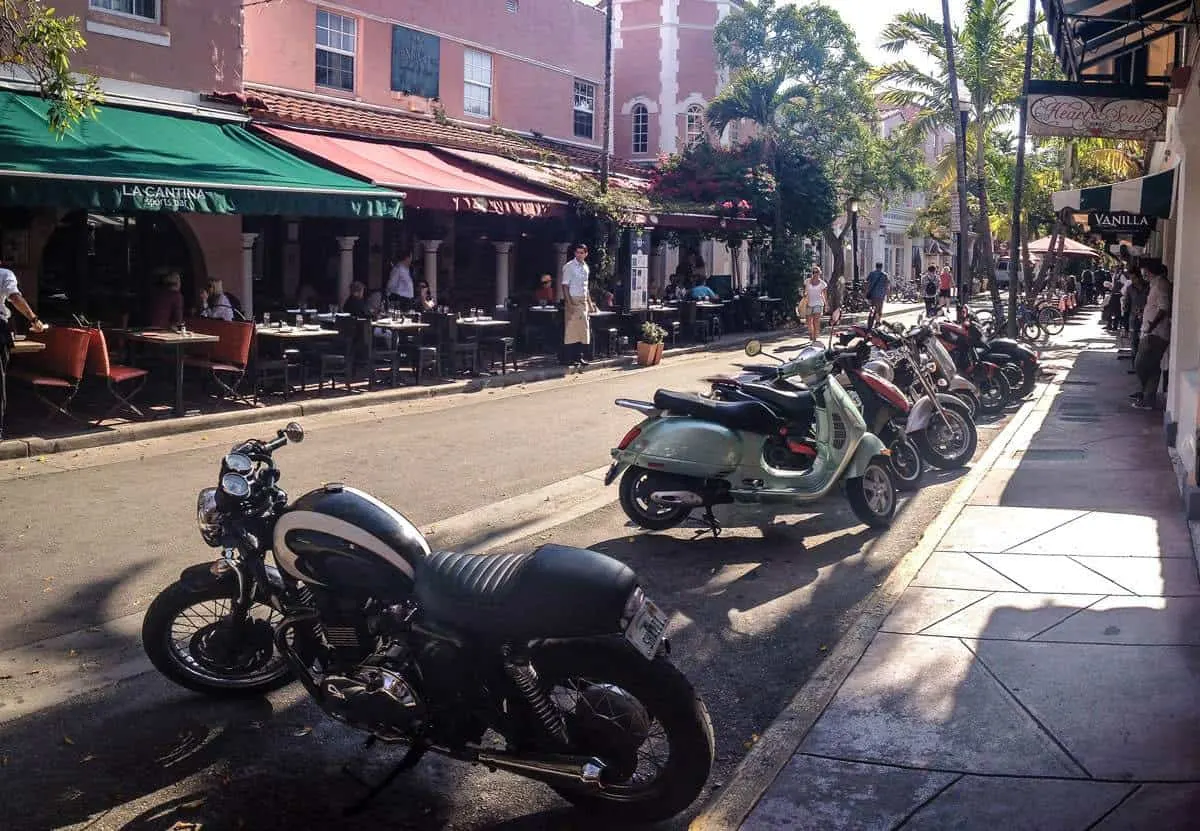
[738,383,816,421]
[652,389,780,434]
[414,544,636,641]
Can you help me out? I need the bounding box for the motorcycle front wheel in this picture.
[532,639,715,824]
[977,370,1011,415]
[913,399,978,470]
[619,466,692,531]
[142,579,293,697]
[845,458,897,527]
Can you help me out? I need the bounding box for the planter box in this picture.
[637,341,663,366]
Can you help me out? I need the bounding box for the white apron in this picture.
[564,297,592,345]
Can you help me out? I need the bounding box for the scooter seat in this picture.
[653,389,781,434]
[738,383,816,421]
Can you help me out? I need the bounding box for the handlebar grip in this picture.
[264,432,288,453]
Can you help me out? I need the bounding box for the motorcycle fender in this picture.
[906,394,964,432]
[950,375,979,395]
[988,339,1037,362]
[843,433,889,480]
[612,416,742,479]
[604,461,628,487]
[178,560,282,594]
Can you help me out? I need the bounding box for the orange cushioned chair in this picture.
[8,326,92,419]
[182,316,254,400]
[85,327,149,421]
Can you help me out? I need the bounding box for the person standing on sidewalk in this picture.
[1126,272,1149,370]
[561,242,594,367]
[938,266,953,313]
[386,251,415,312]
[922,266,939,316]
[865,262,888,328]
[1131,262,1171,410]
[803,266,828,342]
[1,262,47,440]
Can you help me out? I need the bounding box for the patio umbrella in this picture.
[1027,236,1100,257]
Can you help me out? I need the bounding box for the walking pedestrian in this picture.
[922,266,939,316]
[803,266,827,342]
[938,266,953,313]
[1131,262,1171,410]
[561,242,595,367]
[865,262,888,328]
[0,261,47,440]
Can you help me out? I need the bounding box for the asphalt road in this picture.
[0,314,1010,829]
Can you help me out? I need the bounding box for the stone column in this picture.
[335,235,358,305]
[421,239,443,301]
[493,241,514,307]
[553,242,571,275]
[239,232,258,319]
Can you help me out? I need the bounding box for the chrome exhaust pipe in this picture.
[473,750,606,785]
[649,490,705,507]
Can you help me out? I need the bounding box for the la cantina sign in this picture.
[1027,94,1166,141]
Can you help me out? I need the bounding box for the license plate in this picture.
[624,597,668,660]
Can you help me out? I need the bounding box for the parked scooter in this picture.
[606,339,898,534]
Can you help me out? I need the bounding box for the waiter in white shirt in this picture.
[561,242,595,367]
[386,251,415,312]
[1,262,47,439]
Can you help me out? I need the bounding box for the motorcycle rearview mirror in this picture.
[744,339,763,357]
[284,422,305,444]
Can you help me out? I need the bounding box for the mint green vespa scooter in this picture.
[605,339,896,535]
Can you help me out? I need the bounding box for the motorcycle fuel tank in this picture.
[273,484,430,599]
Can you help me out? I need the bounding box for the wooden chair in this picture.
[315,317,358,392]
[254,349,306,402]
[435,315,478,377]
[183,317,254,400]
[84,327,149,420]
[362,319,403,389]
[8,327,91,419]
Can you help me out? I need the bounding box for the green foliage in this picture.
[639,321,666,345]
[2,0,101,134]
[761,231,813,311]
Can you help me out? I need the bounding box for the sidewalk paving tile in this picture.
[912,552,1026,592]
[1033,595,1200,645]
[975,468,1183,514]
[939,507,1086,553]
[1091,783,1200,830]
[902,775,1132,831]
[741,755,957,831]
[972,640,1200,780]
[881,588,993,635]
[1007,511,1194,558]
[1071,555,1200,596]
[799,634,1084,777]
[972,553,1131,595]
[922,592,1102,641]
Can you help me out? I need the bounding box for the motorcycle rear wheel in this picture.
[619,466,692,531]
[887,435,923,491]
[845,459,897,528]
[977,370,1011,415]
[533,639,715,824]
[143,580,293,697]
[999,362,1026,397]
[952,390,980,420]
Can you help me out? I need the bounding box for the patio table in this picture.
[257,325,340,341]
[111,329,219,417]
[12,337,46,355]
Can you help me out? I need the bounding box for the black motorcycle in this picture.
[142,423,714,823]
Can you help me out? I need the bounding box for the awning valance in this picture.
[0,92,403,218]
[1052,166,1176,217]
[257,127,567,218]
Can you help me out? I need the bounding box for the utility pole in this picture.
[941,0,971,316]
[1007,0,1037,336]
[599,0,614,193]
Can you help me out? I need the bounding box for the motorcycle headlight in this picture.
[197,487,223,547]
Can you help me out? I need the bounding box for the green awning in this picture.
[0,91,403,218]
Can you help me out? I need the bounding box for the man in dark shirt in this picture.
[865,262,888,328]
[149,271,184,329]
[342,281,369,317]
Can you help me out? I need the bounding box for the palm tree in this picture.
[876,0,1024,301]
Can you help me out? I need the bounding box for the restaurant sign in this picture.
[627,228,650,311]
[391,26,440,99]
[1025,82,1166,141]
[448,194,556,218]
[119,183,230,212]
[1087,211,1154,232]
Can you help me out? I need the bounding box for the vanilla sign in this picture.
[1027,93,1166,141]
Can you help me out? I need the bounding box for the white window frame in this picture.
[315,9,357,92]
[632,103,649,154]
[685,104,705,147]
[464,49,493,118]
[573,79,596,139]
[88,0,160,23]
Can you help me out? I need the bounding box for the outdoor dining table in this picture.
[11,337,46,355]
[456,317,511,331]
[372,319,432,334]
[257,324,340,341]
[112,329,220,417]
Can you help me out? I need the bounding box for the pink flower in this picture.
[721,200,734,209]
[737,199,751,210]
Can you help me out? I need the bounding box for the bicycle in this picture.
[1034,298,1065,336]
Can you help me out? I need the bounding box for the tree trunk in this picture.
[975,118,1000,314]
[822,224,848,311]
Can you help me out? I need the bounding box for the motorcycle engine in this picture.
[321,661,427,740]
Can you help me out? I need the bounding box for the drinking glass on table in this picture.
[262,311,271,327]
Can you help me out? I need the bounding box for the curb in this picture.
[689,345,1078,831]
[0,329,805,461]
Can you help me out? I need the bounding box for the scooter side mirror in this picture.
[744,340,763,357]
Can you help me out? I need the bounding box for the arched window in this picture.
[685,104,705,147]
[632,104,649,154]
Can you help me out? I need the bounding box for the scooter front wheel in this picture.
[619,466,693,531]
[846,459,897,528]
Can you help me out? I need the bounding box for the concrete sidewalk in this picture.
[700,309,1200,829]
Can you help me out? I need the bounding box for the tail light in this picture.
[617,425,643,450]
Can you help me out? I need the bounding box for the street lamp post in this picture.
[850,198,860,293]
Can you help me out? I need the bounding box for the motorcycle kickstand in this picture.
[691,505,722,539]
[342,738,430,816]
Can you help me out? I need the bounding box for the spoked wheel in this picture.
[1037,305,1065,336]
[618,466,692,531]
[977,370,1011,415]
[532,640,715,824]
[845,458,897,528]
[952,390,980,420]
[887,435,924,491]
[1019,318,1043,344]
[998,362,1026,397]
[913,399,978,470]
[142,581,293,697]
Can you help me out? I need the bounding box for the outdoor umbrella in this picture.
[1026,236,1100,257]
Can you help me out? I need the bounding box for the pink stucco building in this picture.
[243,0,607,151]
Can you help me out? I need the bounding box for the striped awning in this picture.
[1052,166,1177,217]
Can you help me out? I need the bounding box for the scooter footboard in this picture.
[843,433,888,480]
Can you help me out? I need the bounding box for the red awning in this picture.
[257,126,567,218]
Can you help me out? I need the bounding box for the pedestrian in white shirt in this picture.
[1131,262,1171,409]
[386,252,415,312]
[198,279,235,321]
[561,243,595,367]
[0,262,47,439]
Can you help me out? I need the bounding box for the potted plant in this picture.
[637,321,666,366]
